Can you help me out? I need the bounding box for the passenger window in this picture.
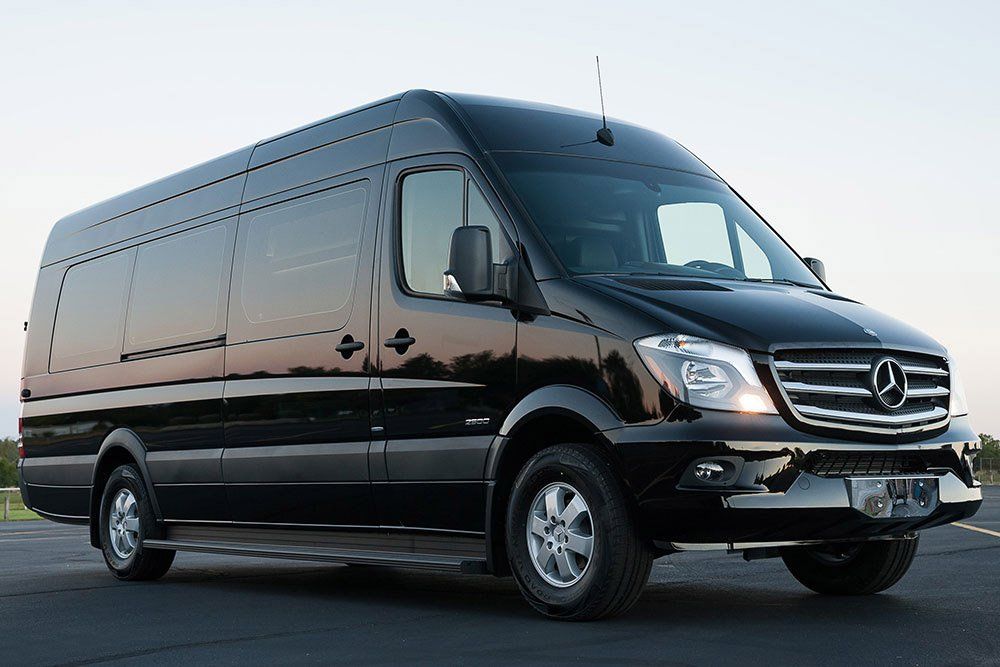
[657,203,734,269]
[736,225,773,279]
[50,250,134,372]
[400,170,464,295]
[125,224,230,352]
[235,184,368,340]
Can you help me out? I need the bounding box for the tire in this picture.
[506,443,654,621]
[98,464,175,581]
[781,536,919,595]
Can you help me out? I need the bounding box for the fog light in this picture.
[694,461,726,482]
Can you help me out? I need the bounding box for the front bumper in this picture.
[608,413,982,545]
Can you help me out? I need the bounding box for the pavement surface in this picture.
[2,488,998,666]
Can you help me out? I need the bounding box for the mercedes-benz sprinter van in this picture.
[18,91,982,620]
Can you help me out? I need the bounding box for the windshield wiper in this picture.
[742,277,819,289]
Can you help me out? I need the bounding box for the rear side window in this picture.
[229,182,368,342]
[50,250,135,372]
[125,223,232,353]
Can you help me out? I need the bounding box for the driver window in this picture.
[657,203,734,269]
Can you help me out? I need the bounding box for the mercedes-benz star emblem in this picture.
[870,357,907,410]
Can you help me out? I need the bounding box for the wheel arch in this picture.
[483,385,634,575]
[88,429,160,549]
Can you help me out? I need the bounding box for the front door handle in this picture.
[335,334,365,359]
[384,328,415,353]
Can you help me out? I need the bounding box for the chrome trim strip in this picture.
[773,361,870,372]
[380,378,486,390]
[668,535,911,551]
[795,404,948,426]
[774,360,948,376]
[907,386,950,398]
[782,382,872,397]
[901,365,948,377]
[222,376,370,399]
[21,381,225,418]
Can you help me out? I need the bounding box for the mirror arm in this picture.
[511,254,550,316]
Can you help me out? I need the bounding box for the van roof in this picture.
[42,90,713,266]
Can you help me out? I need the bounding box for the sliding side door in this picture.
[221,168,382,527]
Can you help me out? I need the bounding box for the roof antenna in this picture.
[595,56,615,146]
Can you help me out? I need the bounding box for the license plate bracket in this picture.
[847,477,939,518]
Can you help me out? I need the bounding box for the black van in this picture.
[19,91,981,620]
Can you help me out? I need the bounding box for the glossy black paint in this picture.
[372,155,518,532]
[20,90,981,569]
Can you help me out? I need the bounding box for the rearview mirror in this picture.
[444,226,495,300]
[803,257,827,283]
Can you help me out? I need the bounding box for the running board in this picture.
[143,538,487,574]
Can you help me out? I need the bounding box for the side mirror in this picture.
[803,257,827,283]
[444,226,495,300]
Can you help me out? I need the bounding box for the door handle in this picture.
[384,328,415,353]
[335,335,365,359]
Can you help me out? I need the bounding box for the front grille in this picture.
[808,452,927,477]
[771,348,951,434]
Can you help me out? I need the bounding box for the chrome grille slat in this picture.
[901,365,948,377]
[771,348,951,434]
[773,361,869,372]
[782,381,872,397]
[907,386,949,398]
[796,404,948,426]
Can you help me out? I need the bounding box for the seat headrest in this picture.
[566,237,618,271]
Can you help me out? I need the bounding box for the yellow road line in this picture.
[953,522,1000,539]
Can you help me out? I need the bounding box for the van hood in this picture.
[577,276,946,356]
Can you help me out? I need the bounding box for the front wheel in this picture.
[781,536,919,595]
[99,464,175,581]
[506,443,653,621]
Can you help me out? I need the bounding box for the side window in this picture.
[231,182,368,342]
[50,250,135,372]
[736,225,773,279]
[400,170,464,295]
[657,202,734,268]
[125,223,231,353]
[400,170,510,296]
[466,181,505,263]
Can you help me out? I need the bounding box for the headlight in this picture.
[948,356,969,417]
[634,334,777,414]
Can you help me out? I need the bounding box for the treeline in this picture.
[0,438,17,487]
[1,434,998,489]
[982,433,1000,459]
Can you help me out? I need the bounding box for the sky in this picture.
[0,0,997,436]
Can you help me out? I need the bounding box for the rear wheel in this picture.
[99,464,175,581]
[506,443,653,621]
[781,536,919,595]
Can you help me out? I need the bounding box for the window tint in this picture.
[467,181,505,262]
[658,203,733,268]
[237,184,367,338]
[50,250,134,372]
[125,224,230,352]
[400,170,464,295]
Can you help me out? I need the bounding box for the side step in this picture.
[143,538,486,573]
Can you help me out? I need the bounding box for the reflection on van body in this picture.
[18,91,981,620]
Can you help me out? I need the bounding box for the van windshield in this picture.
[494,153,822,288]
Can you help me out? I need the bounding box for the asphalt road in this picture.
[2,489,998,666]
